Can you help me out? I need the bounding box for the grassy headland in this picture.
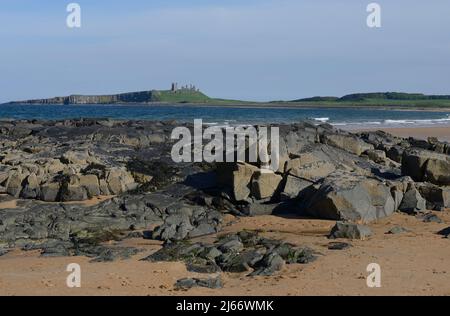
[284,92,450,109]
[5,90,450,109]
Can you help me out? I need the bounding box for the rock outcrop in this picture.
[402,149,450,185]
[0,119,449,267]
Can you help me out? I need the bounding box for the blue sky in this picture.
[1,0,449,102]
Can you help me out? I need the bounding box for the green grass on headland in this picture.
[7,90,450,109]
[154,91,450,108]
[286,92,450,109]
[151,90,210,103]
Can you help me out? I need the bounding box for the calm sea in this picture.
[0,104,449,129]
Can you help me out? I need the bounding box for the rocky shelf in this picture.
[0,118,449,278]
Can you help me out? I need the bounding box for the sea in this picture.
[1,104,450,129]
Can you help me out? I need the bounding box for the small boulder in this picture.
[217,162,259,202]
[79,174,100,197]
[437,227,450,238]
[282,175,313,199]
[402,149,450,185]
[250,171,282,200]
[329,222,373,240]
[285,152,336,182]
[386,226,410,235]
[364,149,387,164]
[398,186,427,214]
[40,182,61,202]
[302,172,395,223]
[175,276,223,290]
[328,242,352,250]
[322,134,374,156]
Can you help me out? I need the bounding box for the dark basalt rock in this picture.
[398,187,427,214]
[1,119,449,269]
[175,276,223,290]
[249,252,285,276]
[142,231,318,277]
[437,227,450,238]
[329,222,373,240]
[328,242,352,250]
[386,226,410,235]
[417,213,443,224]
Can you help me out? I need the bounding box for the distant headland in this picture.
[5,84,450,109]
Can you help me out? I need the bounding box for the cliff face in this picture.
[7,89,213,105]
[10,91,156,105]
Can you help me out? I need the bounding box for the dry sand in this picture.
[0,212,449,296]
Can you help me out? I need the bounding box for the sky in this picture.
[0,0,450,102]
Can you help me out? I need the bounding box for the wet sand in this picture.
[0,212,449,296]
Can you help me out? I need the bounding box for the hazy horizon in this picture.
[1,0,450,103]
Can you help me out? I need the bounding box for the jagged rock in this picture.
[46,159,65,174]
[387,146,405,163]
[131,171,153,184]
[175,276,223,290]
[5,169,28,197]
[249,252,285,276]
[106,168,137,195]
[243,200,278,216]
[322,133,374,156]
[217,249,265,273]
[416,183,450,211]
[409,138,432,150]
[217,239,244,253]
[391,188,405,211]
[398,186,427,214]
[386,226,410,234]
[428,137,448,154]
[402,149,450,185]
[217,162,259,202]
[40,182,60,202]
[61,184,88,202]
[286,156,335,183]
[250,171,282,200]
[150,203,222,242]
[364,149,387,164]
[20,173,41,199]
[143,231,317,277]
[274,244,317,264]
[424,157,450,185]
[62,150,96,165]
[329,222,373,240]
[83,246,142,263]
[328,242,352,250]
[8,126,33,138]
[438,227,450,238]
[302,172,395,223]
[282,175,313,199]
[79,175,100,197]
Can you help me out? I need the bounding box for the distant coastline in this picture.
[5,88,450,111]
[4,101,450,113]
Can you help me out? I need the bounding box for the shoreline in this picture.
[352,126,450,142]
[3,102,450,112]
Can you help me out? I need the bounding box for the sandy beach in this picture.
[0,119,449,297]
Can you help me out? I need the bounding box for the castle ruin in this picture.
[171,82,199,93]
